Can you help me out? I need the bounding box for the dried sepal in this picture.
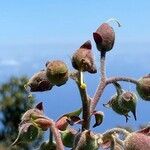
[72,40,97,73]
[26,70,53,92]
[92,111,104,128]
[56,108,82,131]
[120,91,137,120]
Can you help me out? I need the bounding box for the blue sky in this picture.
[0,0,150,142]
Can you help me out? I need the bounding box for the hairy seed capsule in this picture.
[93,23,115,52]
[103,94,130,122]
[46,60,69,86]
[136,74,150,101]
[124,133,150,150]
[72,40,97,73]
[27,70,53,92]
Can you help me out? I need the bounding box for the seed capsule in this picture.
[72,40,97,73]
[103,94,130,122]
[46,60,69,86]
[93,23,115,52]
[103,91,137,122]
[136,74,150,101]
[124,133,150,150]
[27,70,53,92]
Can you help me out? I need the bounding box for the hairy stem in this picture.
[90,52,107,112]
[77,72,90,131]
[106,77,138,85]
[48,119,64,150]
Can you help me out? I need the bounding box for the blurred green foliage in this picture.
[0,76,43,150]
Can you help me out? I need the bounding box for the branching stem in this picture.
[90,52,138,113]
[90,52,107,112]
[106,77,138,85]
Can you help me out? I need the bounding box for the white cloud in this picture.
[0,59,19,66]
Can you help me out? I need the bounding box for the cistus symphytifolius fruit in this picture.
[93,23,115,52]
[27,70,53,92]
[136,74,150,101]
[103,91,137,122]
[124,133,150,150]
[46,60,69,86]
[72,40,97,73]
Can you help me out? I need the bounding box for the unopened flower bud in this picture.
[124,133,150,150]
[93,23,115,52]
[46,60,69,86]
[92,111,104,128]
[27,70,53,92]
[136,74,150,101]
[72,40,97,73]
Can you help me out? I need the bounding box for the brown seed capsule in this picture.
[93,23,115,52]
[136,74,150,101]
[72,40,97,73]
[124,133,150,150]
[27,70,53,92]
[46,60,69,86]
